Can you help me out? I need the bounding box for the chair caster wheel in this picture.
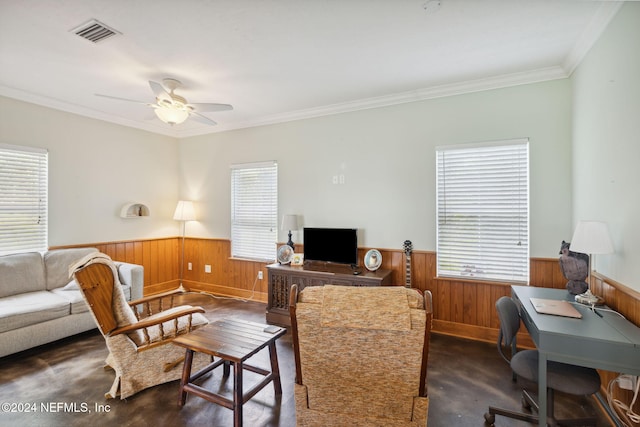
[484,412,495,425]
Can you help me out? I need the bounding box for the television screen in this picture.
[303,227,358,265]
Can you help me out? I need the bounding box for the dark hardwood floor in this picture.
[0,293,612,426]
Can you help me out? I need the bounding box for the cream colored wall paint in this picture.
[180,79,573,257]
[0,96,181,246]
[571,3,640,291]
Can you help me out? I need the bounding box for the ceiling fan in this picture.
[96,78,233,126]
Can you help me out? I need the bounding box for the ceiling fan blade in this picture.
[149,80,170,101]
[190,111,217,126]
[190,102,233,112]
[95,93,153,106]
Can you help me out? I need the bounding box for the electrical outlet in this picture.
[258,271,263,280]
[187,262,192,271]
[618,374,637,391]
[204,264,211,273]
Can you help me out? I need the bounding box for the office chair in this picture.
[484,296,601,426]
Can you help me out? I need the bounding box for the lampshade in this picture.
[281,214,299,231]
[173,200,196,221]
[154,105,189,125]
[570,221,614,254]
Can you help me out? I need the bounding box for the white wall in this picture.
[180,79,573,258]
[0,97,181,246]
[571,2,640,291]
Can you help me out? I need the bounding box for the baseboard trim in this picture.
[432,319,534,349]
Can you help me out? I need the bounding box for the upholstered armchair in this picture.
[290,284,433,427]
[72,253,210,399]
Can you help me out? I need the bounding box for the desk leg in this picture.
[268,342,282,395]
[538,352,547,427]
[233,361,243,427]
[178,349,194,407]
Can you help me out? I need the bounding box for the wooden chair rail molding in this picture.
[52,238,639,335]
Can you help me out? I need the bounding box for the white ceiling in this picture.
[0,0,623,138]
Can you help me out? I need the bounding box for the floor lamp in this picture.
[569,220,614,305]
[174,200,196,292]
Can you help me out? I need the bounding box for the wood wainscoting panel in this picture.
[51,238,179,294]
[182,238,269,302]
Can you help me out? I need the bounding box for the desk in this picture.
[512,285,640,427]
[173,319,286,427]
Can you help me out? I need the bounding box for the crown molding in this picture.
[177,66,569,137]
[0,66,568,139]
[0,85,178,138]
[562,1,624,75]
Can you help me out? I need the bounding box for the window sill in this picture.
[228,256,275,264]
[435,276,528,287]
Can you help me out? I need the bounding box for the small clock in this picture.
[277,245,294,264]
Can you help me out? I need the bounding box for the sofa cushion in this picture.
[0,252,46,298]
[51,282,131,314]
[0,291,70,333]
[44,248,98,290]
[50,288,89,314]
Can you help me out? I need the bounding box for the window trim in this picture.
[230,160,278,262]
[435,138,529,283]
[0,143,49,255]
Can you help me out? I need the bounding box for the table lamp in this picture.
[174,200,196,292]
[569,220,614,305]
[281,214,300,251]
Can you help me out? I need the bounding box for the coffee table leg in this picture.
[268,342,282,395]
[233,361,243,427]
[223,360,231,377]
[178,349,194,407]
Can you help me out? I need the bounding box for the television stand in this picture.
[265,262,392,326]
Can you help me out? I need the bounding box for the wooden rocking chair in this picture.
[72,253,211,399]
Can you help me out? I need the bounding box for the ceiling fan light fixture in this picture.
[154,105,189,125]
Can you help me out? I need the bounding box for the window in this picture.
[0,144,48,255]
[436,139,529,282]
[231,161,278,260]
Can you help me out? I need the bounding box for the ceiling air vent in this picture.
[72,19,120,43]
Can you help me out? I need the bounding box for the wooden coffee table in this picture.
[173,318,286,427]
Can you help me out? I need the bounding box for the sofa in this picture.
[0,247,143,358]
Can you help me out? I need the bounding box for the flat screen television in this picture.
[303,227,358,266]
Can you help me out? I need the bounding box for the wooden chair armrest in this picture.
[127,289,184,307]
[109,306,205,336]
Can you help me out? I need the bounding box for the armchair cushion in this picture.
[321,285,412,331]
[294,383,429,427]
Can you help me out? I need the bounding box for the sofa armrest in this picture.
[114,262,144,301]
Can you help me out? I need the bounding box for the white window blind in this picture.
[436,139,529,283]
[231,161,278,261]
[0,144,48,255]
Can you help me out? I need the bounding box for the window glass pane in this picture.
[0,144,48,255]
[231,161,277,260]
[436,140,529,282]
